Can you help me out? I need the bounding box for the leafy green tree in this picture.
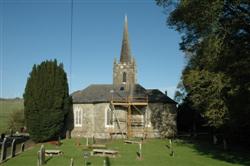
[156,0,250,145]
[183,70,230,128]
[174,81,186,103]
[8,109,25,133]
[23,60,71,142]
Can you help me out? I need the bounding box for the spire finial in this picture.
[125,14,127,23]
[120,15,132,63]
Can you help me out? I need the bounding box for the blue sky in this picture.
[0,0,184,99]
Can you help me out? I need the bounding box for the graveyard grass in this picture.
[2,138,250,166]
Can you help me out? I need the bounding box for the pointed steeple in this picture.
[120,15,132,63]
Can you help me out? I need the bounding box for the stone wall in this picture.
[71,103,128,138]
[147,103,177,138]
[71,103,95,137]
[71,102,177,139]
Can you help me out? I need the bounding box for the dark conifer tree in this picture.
[23,60,71,142]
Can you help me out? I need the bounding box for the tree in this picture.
[8,109,25,133]
[156,0,250,146]
[183,70,230,128]
[23,60,71,142]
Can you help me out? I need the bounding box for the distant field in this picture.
[0,99,24,133]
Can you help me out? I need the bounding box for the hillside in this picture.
[0,98,24,133]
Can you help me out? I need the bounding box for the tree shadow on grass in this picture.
[45,156,53,163]
[165,144,170,149]
[177,138,250,166]
[105,156,111,166]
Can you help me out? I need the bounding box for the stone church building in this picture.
[71,16,177,139]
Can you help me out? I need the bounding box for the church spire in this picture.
[120,15,132,63]
[113,15,137,91]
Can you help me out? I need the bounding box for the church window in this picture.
[123,72,127,83]
[105,107,114,127]
[74,106,82,127]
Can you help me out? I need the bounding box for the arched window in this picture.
[74,106,82,127]
[105,107,114,127]
[123,72,127,83]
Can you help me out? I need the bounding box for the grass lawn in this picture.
[2,138,250,166]
[0,99,24,133]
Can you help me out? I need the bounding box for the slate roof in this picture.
[71,84,177,104]
[71,84,113,103]
[146,89,177,104]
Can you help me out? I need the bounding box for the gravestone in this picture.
[86,137,89,146]
[39,145,45,165]
[37,151,41,166]
[0,138,7,162]
[138,143,142,159]
[169,139,174,157]
[66,130,71,139]
[11,139,16,158]
[10,129,13,137]
[58,136,62,146]
[83,152,90,166]
[70,158,74,166]
[213,135,218,145]
[21,143,25,152]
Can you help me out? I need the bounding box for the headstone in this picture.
[11,139,16,158]
[39,144,45,165]
[70,158,74,166]
[58,136,61,146]
[76,134,81,146]
[169,139,174,157]
[213,135,217,145]
[86,137,89,146]
[37,151,41,166]
[21,143,25,152]
[1,138,7,162]
[10,129,13,137]
[83,152,90,166]
[138,143,142,159]
[66,130,71,139]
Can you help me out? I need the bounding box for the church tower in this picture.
[113,15,137,93]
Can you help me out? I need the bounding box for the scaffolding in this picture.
[110,96,148,138]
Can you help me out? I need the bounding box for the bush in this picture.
[8,109,25,133]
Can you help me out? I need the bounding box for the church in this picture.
[70,16,177,139]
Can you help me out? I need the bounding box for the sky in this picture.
[0,0,185,99]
